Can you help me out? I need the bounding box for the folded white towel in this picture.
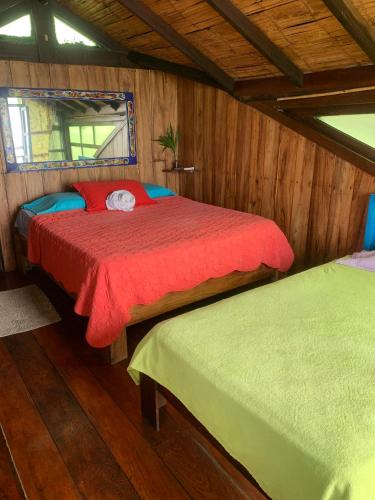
[106,190,135,212]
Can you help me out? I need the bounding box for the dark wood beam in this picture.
[205,0,303,86]
[31,0,56,61]
[294,103,375,117]
[0,0,24,14]
[116,0,235,92]
[235,65,375,100]
[321,0,375,63]
[127,51,220,88]
[275,89,375,111]
[0,40,38,60]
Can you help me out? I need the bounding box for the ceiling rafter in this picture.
[205,0,303,87]
[31,0,56,61]
[126,52,219,87]
[321,0,375,64]
[234,65,375,100]
[116,0,235,93]
[0,0,26,15]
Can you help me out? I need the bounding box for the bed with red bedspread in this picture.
[27,196,294,347]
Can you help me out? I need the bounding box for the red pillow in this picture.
[72,180,156,212]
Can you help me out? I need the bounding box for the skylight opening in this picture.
[317,114,375,150]
[0,14,32,38]
[54,17,97,47]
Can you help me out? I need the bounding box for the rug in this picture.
[0,285,61,337]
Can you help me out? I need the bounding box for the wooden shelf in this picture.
[162,168,198,173]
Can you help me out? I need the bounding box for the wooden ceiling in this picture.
[57,0,375,81]
[3,0,375,174]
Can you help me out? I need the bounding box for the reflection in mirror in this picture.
[0,88,136,172]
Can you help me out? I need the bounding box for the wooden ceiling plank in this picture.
[321,0,375,63]
[116,0,235,92]
[205,0,303,87]
[235,65,375,100]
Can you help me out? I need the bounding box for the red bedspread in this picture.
[28,196,294,347]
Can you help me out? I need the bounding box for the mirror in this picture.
[0,87,136,172]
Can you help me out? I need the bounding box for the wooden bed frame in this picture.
[14,231,277,364]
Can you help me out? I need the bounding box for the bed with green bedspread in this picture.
[128,263,375,500]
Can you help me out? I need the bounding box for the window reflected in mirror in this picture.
[0,88,136,172]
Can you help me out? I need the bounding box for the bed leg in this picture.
[108,328,128,364]
[140,374,166,431]
[273,270,286,282]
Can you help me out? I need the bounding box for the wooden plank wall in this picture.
[176,79,375,269]
[0,61,179,271]
[1,61,374,272]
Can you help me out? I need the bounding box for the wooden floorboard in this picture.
[0,343,80,500]
[34,327,190,500]
[0,426,25,500]
[0,270,267,499]
[4,333,139,500]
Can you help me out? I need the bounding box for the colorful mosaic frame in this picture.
[0,87,137,173]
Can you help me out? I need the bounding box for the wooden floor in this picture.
[0,270,268,500]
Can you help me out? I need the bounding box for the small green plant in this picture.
[155,123,180,160]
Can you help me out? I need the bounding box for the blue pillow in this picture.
[364,193,375,251]
[143,183,175,199]
[22,192,86,215]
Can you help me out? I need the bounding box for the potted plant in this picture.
[155,123,180,170]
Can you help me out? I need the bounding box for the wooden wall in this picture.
[0,61,179,271]
[176,78,375,269]
[0,60,374,272]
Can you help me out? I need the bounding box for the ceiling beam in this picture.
[205,0,303,87]
[0,41,38,60]
[321,0,375,63]
[235,65,375,100]
[0,0,25,15]
[116,0,235,92]
[127,51,220,88]
[275,89,375,111]
[31,0,56,62]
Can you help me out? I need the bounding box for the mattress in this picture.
[129,263,375,500]
[14,208,35,238]
[27,196,294,347]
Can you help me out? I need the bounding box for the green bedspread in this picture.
[128,263,375,500]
